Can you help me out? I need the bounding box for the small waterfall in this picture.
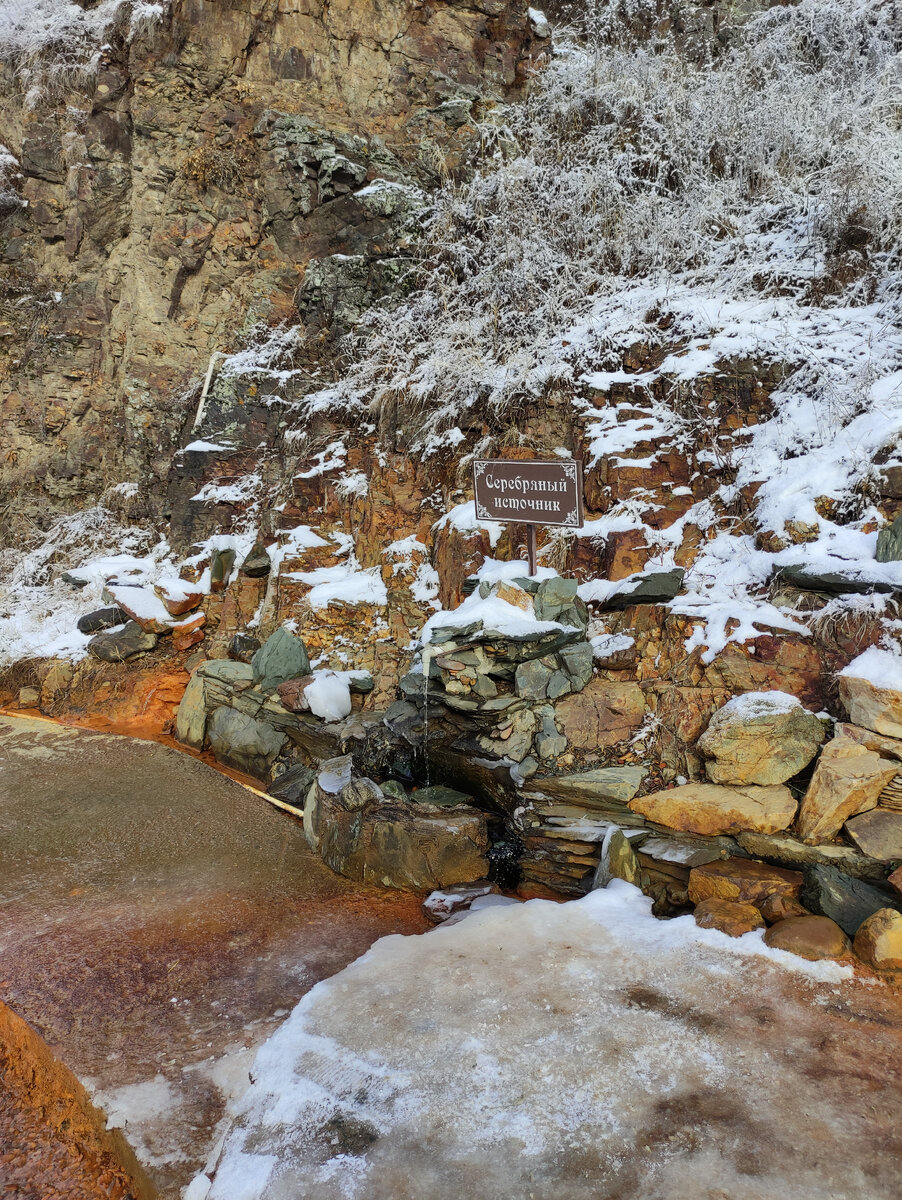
[420,642,434,786]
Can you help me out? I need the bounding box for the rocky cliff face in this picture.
[0,0,542,537]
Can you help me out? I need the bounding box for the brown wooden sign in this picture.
[473,459,584,529]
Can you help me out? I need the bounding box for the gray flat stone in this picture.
[801,862,901,935]
[515,658,552,700]
[268,764,316,806]
[777,564,897,595]
[528,767,646,806]
[87,621,158,662]
[77,606,128,634]
[197,659,255,684]
[595,569,685,611]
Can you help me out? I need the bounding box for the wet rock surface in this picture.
[0,715,429,1198]
[304,757,490,890]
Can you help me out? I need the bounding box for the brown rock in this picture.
[277,676,316,713]
[888,865,902,895]
[694,898,765,937]
[173,626,205,652]
[764,915,850,961]
[839,664,902,739]
[155,581,205,616]
[493,581,532,612]
[629,782,797,836]
[835,722,902,762]
[689,858,803,907]
[852,908,902,973]
[555,680,646,750]
[797,737,899,843]
[109,587,174,634]
[172,611,206,651]
[758,893,809,924]
[843,808,902,862]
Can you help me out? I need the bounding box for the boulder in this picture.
[239,539,272,578]
[304,756,489,890]
[534,708,567,760]
[555,680,646,751]
[514,657,554,700]
[16,686,40,709]
[492,581,532,612]
[207,706,286,778]
[172,611,206,652]
[853,907,902,972]
[889,865,902,895]
[153,578,204,616]
[251,627,310,693]
[605,829,642,886]
[88,621,158,662]
[839,649,902,739]
[694,899,765,937]
[196,659,255,684]
[796,737,898,842]
[558,641,593,691]
[876,514,902,562]
[76,605,127,634]
[835,721,902,761]
[764,915,850,961]
[533,576,588,630]
[688,857,803,906]
[697,692,824,785]
[228,633,262,663]
[630,782,797,836]
[533,575,578,615]
[175,672,208,749]
[801,863,902,936]
[844,808,902,862]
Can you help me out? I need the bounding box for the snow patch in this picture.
[838,645,902,691]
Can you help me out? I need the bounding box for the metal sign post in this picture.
[473,459,584,575]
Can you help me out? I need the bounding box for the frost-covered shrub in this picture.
[285,0,902,446]
[0,143,24,213]
[0,0,166,99]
